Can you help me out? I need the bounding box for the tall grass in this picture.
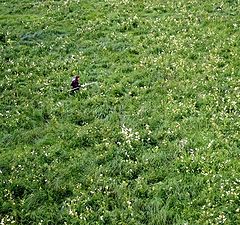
[1,0,239,224]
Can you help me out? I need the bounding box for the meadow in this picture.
[0,0,239,224]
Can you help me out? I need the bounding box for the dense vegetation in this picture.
[0,0,239,224]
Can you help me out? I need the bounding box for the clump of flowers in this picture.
[121,124,140,148]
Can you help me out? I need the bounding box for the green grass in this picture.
[0,0,240,224]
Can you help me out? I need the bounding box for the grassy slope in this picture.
[0,0,239,224]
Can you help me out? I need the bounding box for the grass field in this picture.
[0,0,240,224]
